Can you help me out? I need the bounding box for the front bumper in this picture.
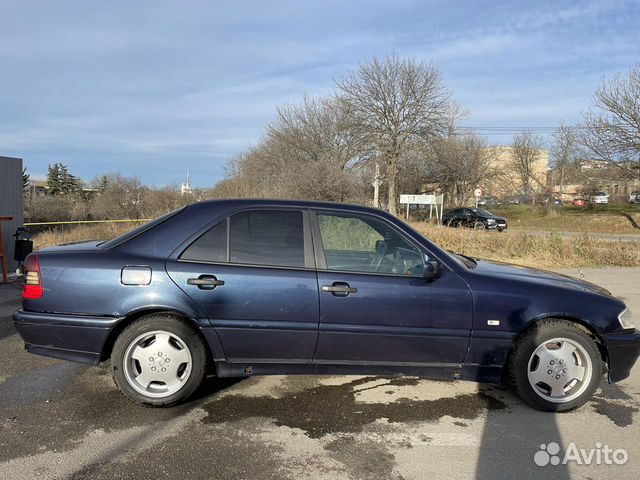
[13,309,121,365]
[604,329,640,383]
[487,222,507,230]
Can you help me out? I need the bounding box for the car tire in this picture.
[111,313,208,407]
[509,319,603,412]
[497,226,504,232]
[473,221,486,230]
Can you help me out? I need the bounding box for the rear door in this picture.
[166,208,319,361]
[311,209,472,365]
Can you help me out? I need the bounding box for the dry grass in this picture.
[32,220,640,269]
[32,223,135,249]
[412,223,640,268]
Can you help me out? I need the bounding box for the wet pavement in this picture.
[0,269,639,480]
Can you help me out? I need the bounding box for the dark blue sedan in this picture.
[13,199,640,411]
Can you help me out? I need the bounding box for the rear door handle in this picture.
[187,275,225,290]
[321,282,357,296]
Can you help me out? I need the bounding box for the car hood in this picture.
[471,258,611,296]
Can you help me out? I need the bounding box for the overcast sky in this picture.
[1,0,639,187]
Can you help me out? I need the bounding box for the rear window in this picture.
[100,207,185,249]
[230,210,305,268]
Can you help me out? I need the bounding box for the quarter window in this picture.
[180,219,227,263]
[230,210,305,268]
[316,213,423,275]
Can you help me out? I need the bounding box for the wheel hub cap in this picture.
[123,330,192,399]
[527,337,593,404]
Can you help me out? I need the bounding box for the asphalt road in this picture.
[1,269,639,480]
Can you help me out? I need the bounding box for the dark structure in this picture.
[0,156,24,272]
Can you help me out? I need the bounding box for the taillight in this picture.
[22,254,43,299]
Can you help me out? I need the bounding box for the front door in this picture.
[166,209,319,361]
[312,210,472,365]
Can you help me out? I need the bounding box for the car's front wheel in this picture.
[473,221,486,230]
[509,319,603,411]
[111,314,207,407]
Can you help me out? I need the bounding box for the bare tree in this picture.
[551,123,579,197]
[429,133,497,206]
[579,63,640,177]
[511,131,545,196]
[336,54,452,215]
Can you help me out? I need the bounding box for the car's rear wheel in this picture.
[509,319,603,411]
[111,314,207,407]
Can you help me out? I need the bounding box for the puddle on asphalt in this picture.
[202,376,506,438]
[590,383,639,427]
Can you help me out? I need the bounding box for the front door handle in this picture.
[321,282,357,296]
[187,275,225,290]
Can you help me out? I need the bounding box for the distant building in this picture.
[181,170,193,195]
[27,179,100,198]
[548,160,640,202]
[28,179,49,196]
[483,146,550,200]
[0,155,24,272]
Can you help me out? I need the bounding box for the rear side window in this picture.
[180,220,227,263]
[230,210,305,268]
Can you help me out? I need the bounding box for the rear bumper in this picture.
[13,309,121,365]
[604,330,640,383]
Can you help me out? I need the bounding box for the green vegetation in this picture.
[484,204,640,234]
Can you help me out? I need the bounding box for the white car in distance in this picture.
[592,192,609,205]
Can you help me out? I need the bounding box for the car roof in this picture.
[186,198,388,215]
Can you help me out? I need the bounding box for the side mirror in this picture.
[423,259,441,281]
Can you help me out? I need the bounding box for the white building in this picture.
[181,170,193,195]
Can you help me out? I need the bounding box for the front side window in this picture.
[230,210,305,268]
[316,213,423,276]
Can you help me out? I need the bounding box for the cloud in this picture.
[1,0,639,186]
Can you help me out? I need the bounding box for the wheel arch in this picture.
[100,308,211,364]
[514,315,608,367]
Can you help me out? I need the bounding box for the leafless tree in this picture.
[266,96,365,201]
[578,63,640,178]
[212,96,368,202]
[551,123,579,197]
[429,133,497,206]
[511,131,545,196]
[336,54,452,214]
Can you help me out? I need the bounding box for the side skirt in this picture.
[214,359,504,384]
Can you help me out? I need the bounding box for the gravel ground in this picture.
[0,268,638,480]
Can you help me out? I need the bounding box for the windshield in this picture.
[100,207,185,249]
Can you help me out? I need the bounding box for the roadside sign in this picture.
[399,194,436,205]
[399,194,445,222]
[474,188,482,198]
